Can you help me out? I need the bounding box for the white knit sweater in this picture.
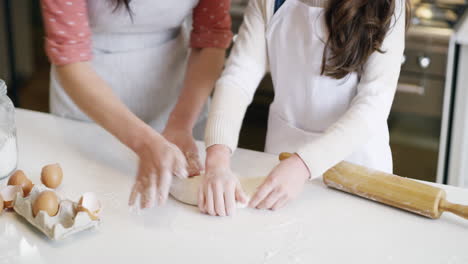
[205,0,405,178]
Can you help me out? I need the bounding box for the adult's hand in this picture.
[54,63,187,209]
[129,127,188,209]
[163,127,203,177]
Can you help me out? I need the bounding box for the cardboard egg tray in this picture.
[13,185,100,240]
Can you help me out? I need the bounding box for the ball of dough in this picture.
[169,173,266,208]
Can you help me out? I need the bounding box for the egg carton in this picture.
[13,185,100,240]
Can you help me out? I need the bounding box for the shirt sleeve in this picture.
[204,0,269,152]
[296,0,406,179]
[190,0,233,49]
[40,0,92,65]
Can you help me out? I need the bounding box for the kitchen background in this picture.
[1,0,468,187]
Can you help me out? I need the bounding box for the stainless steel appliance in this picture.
[390,0,466,183]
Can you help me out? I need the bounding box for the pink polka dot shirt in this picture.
[40,0,233,65]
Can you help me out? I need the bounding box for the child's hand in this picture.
[199,166,248,216]
[249,154,310,210]
[199,145,248,216]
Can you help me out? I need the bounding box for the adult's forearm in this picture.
[166,48,226,131]
[55,62,151,151]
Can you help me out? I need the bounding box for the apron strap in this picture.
[274,0,287,13]
[275,0,328,14]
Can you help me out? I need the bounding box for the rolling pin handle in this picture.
[279,152,293,161]
[439,199,468,220]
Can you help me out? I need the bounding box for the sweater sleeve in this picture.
[40,0,92,65]
[190,0,233,49]
[204,0,269,152]
[296,0,406,179]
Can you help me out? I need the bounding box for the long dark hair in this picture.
[321,0,411,79]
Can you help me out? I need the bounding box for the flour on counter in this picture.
[0,134,17,179]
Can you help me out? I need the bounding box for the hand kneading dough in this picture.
[170,174,266,208]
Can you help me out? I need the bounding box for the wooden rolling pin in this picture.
[279,152,468,219]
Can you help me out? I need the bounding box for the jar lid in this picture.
[0,80,6,96]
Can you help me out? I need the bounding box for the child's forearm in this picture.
[205,144,231,169]
[204,0,269,153]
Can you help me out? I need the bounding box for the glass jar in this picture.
[0,80,17,180]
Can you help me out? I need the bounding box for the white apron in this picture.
[49,0,207,138]
[264,0,392,173]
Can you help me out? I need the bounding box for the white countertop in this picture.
[1,109,467,264]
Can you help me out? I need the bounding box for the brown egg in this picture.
[0,195,3,213]
[41,164,63,189]
[8,170,34,196]
[33,191,60,217]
